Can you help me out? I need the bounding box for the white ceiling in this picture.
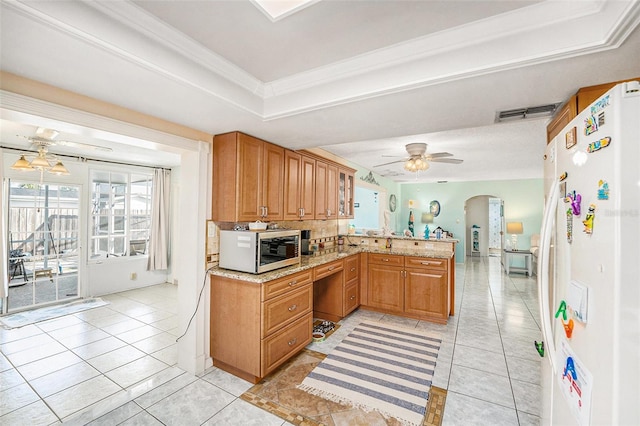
[1,0,639,180]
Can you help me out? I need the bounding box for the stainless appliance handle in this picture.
[538,178,559,374]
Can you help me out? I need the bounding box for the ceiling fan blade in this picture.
[55,140,113,152]
[430,158,463,164]
[374,159,405,167]
[426,152,453,159]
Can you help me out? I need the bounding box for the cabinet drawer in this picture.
[262,312,312,376]
[314,259,343,280]
[262,284,312,337]
[344,281,359,315]
[368,253,404,266]
[405,256,447,270]
[344,255,359,282]
[262,269,313,301]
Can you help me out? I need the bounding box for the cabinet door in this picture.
[344,255,359,283]
[300,155,315,219]
[237,134,263,221]
[367,264,403,312]
[326,163,338,218]
[404,267,448,321]
[262,142,284,220]
[283,150,302,220]
[338,168,355,218]
[344,280,359,316]
[315,160,328,219]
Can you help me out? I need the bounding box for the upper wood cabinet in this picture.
[338,168,354,219]
[212,132,284,222]
[283,150,315,220]
[547,77,640,143]
[314,159,338,220]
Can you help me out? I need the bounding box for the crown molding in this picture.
[0,90,205,152]
[5,0,639,122]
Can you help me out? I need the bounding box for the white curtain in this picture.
[147,168,171,271]
[1,178,8,301]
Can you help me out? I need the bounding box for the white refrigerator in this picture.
[538,81,640,425]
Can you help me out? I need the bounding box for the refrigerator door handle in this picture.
[539,179,559,374]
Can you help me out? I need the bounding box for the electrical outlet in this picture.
[130,272,137,280]
[425,243,434,250]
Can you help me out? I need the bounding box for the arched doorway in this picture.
[464,195,504,259]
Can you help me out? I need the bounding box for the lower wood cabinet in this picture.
[367,263,404,313]
[404,267,448,319]
[365,253,451,323]
[210,269,312,383]
[313,254,360,322]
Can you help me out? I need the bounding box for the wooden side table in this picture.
[504,250,532,276]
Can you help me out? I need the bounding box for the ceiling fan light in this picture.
[11,155,34,171]
[30,155,51,169]
[48,161,70,175]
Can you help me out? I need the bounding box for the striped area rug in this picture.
[298,321,441,426]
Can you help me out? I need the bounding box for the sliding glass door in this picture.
[6,181,81,311]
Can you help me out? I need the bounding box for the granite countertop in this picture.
[209,244,453,283]
[344,234,459,243]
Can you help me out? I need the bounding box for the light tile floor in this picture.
[0,256,541,425]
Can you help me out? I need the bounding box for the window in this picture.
[90,170,152,259]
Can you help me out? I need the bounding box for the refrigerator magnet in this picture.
[587,136,611,153]
[562,318,575,339]
[568,191,581,215]
[559,171,568,181]
[582,204,596,235]
[584,115,598,135]
[565,128,577,149]
[590,94,610,115]
[566,208,573,243]
[597,180,609,200]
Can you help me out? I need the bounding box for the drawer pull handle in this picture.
[328,266,335,271]
[288,280,297,286]
[350,267,356,272]
[382,258,389,262]
[288,338,297,346]
[350,295,356,300]
[421,261,431,265]
[288,304,297,312]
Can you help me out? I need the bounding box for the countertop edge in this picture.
[210,246,454,283]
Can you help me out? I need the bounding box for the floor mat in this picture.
[0,297,109,329]
[298,321,442,425]
[241,347,446,426]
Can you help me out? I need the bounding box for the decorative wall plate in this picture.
[389,194,397,212]
[430,200,441,217]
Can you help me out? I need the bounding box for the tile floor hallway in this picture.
[0,256,541,425]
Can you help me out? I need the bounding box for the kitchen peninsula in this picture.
[209,238,456,383]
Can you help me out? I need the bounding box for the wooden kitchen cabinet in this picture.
[212,131,284,222]
[367,254,404,313]
[313,254,360,322]
[364,253,451,323]
[338,168,354,218]
[210,269,312,383]
[404,257,449,323]
[314,160,338,219]
[283,150,315,220]
[343,254,360,315]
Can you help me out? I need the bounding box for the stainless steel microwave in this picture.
[219,229,301,274]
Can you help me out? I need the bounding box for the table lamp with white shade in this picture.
[506,222,523,250]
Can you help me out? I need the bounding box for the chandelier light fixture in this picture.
[403,156,430,172]
[11,144,70,181]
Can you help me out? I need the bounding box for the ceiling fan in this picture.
[374,143,463,172]
[11,127,113,180]
[20,127,114,152]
